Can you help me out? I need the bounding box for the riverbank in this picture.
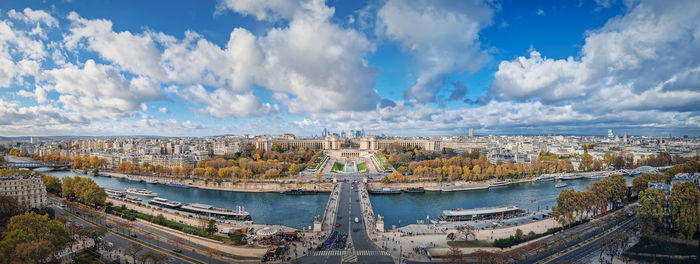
[367,178,533,191]
[101,171,334,193]
[107,197,299,233]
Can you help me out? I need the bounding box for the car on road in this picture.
[130,234,138,238]
[353,228,359,232]
[105,224,112,228]
[335,223,341,227]
[354,217,359,223]
[172,248,183,253]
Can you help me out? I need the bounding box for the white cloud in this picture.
[258,0,380,113]
[172,84,273,118]
[158,107,168,113]
[491,0,700,115]
[16,89,33,97]
[376,0,493,103]
[7,8,58,27]
[65,12,167,80]
[0,20,46,87]
[43,60,164,119]
[217,0,304,21]
[536,9,545,16]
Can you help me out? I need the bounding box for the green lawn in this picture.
[310,154,325,169]
[332,162,344,172]
[376,154,390,170]
[357,162,368,172]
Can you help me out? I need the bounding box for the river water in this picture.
[369,177,631,228]
[10,155,629,230]
[45,170,329,229]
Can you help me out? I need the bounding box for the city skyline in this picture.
[1,0,699,137]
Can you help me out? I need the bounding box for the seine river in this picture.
[370,177,631,228]
[24,156,629,230]
[45,170,329,229]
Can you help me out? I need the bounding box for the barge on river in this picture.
[368,187,402,194]
[441,184,489,192]
[105,188,125,198]
[180,203,252,221]
[125,188,158,197]
[402,187,425,193]
[148,197,182,209]
[488,181,510,187]
[282,188,318,195]
[532,176,555,182]
[166,182,190,189]
[439,205,521,221]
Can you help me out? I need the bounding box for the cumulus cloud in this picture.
[376,0,493,103]
[491,0,700,116]
[171,84,274,118]
[217,0,304,21]
[43,60,164,118]
[258,0,380,113]
[65,12,167,80]
[7,8,58,27]
[158,107,168,113]
[0,20,46,87]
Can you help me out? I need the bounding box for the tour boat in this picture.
[532,176,555,182]
[368,187,402,194]
[179,203,252,221]
[125,196,142,202]
[167,182,190,189]
[282,189,318,195]
[105,188,125,198]
[558,174,584,180]
[148,197,182,209]
[125,188,158,197]
[126,177,143,182]
[489,181,510,187]
[441,184,489,192]
[585,173,609,179]
[439,205,521,221]
[146,179,159,184]
[555,182,568,188]
[402,187,425,193]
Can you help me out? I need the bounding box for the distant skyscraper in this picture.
[468,128,474,137]
[322,128,327,137]
[608,129,614,138]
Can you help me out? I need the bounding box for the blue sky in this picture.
[0,0,698,137]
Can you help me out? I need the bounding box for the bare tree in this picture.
[126,242,143,264]
[456,224,476,241]
[206,248,220,264]
[446,246,463,264]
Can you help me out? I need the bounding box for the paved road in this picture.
[53,205,189,264]
[546,217,637,264]
[299,179,394,263]
[54,199,259,264]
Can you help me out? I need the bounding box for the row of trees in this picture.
[637,182,700,239]
[552,175,628,227]
[0,211,70,264]
[61,176,107,207]
[71,155,106,171]
[28,153,71,162]
[7,148,26,157]
[117,156,307,183]
[631,161,700,195]
[396,155,576,183]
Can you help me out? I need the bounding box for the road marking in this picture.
[341,250,358,263]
